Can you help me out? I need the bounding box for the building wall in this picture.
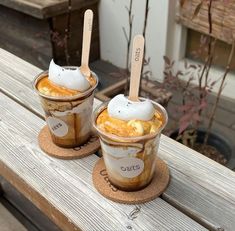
[98,0,169,82]
[98,0,235,102]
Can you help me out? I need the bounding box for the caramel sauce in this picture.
[96,109,163,137]
[37,75,96,97]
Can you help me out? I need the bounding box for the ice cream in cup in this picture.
[92,35,168,191]
[33,9,98,148]
[93,96,167,191]
[33,60,98,148]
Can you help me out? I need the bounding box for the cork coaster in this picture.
[38,126,100,159]
[92,158,170,204]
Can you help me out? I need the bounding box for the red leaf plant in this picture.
[162,0,234,148]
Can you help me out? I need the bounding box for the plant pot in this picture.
[170,129,235,170]
[95,79,172,107]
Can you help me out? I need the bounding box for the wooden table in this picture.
[0,48,235,231]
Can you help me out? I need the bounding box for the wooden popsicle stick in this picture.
[80,9,93,77]
[128,35,145,101]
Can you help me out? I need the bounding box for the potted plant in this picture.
[162,0,235,169]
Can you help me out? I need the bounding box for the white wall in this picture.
[99,0,170,82]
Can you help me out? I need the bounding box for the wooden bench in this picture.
[0,0,100,69]
[0,48,235,230]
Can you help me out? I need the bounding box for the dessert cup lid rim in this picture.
[92,99,168,142]
[32,68,98,101]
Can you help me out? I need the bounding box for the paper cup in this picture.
[33,69,98,148]
[92,99,168,191]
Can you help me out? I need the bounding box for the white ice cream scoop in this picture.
[48,59,90,92]
[108,35,155,121]
[107,94,155,121]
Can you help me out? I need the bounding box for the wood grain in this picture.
[1,48,234,230]
[178,0,235,44]
[0,92,206,231]
[80,9,93,77]
[129,35,144,101]
[159,135,235,230]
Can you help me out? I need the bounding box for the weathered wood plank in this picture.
[0,52,43,118]
[159,136,235,231]
[1,48,235,230]
[0,0,98,19]
[0,92,206,231]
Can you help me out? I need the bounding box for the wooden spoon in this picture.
[80,9,93,77]
[128,35,145,101]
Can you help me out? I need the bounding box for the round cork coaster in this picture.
[92,158,170,204]
[38,126,100,159]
